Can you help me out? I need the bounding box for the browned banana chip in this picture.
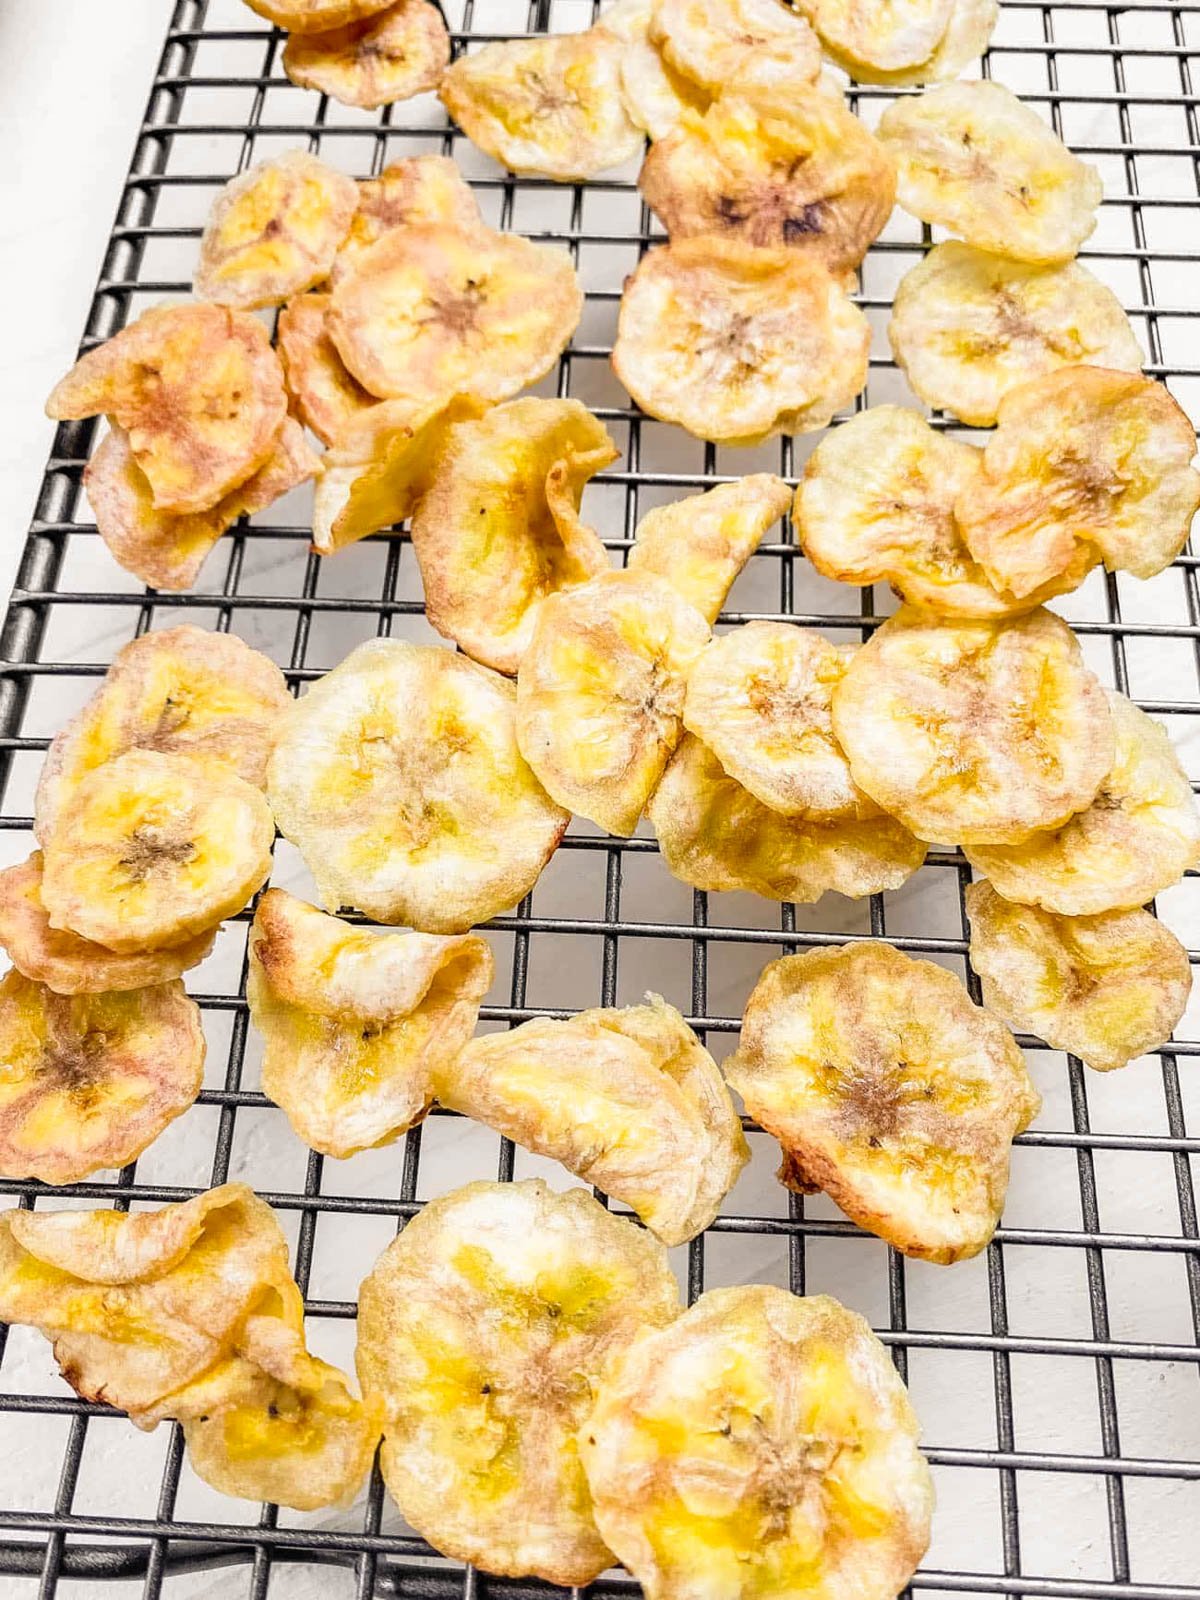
[437,995,748,1245]
[277,293,375,447]
[604,0,710,140]
[248,887,493,1157]
[47,304,288,515]
[336,157,483,271]
[0,970,204,1184]
[831,606,1114,845]
[411,398,617,675]
[966,880,1192,1074]
[283,0,450,109]
[725,943,1041,1262]
[241,0,396,31]
[651,0,822,91]
[613,238,870,445]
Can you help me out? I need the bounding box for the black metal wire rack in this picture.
[1,0,1199,1595]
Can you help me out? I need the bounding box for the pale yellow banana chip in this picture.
[725,943,1040,1262]
[803,0,956,73]
[411,398,617,675]
[437,995,748,1245]
[831,605,1114,845]
[650,0,822,91]
[243,0,394,28]
[966,879,1191,1074]
[356,1178,681,1583]
[283,0,450,110]
[267,639,569,932]
[965,691,1200,914]
[248,887,493,1157]
[277,293,375,447]
[604,0,710,139]
[516,568,711,836]
[613,238,869,445]
[336,156,483,272]
[889,242,1143,427]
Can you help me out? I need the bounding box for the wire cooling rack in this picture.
[2,0,1200,1596]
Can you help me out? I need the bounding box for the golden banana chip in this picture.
[241,0,395,31]
[283,0,450,110]
[336,156,483,271]
[604,0,709,140]
[410,398,616,675]
[47,304,288,516]
[878,80,1103,264]
[516,569,711,836]
[965,691,1200,914]
[248,887,493,1158]
[650,0,822,91]
[437,995,748,1246]
[613,238,870,445]
[966,879,1191,1074]
[889,242,1143,427]
[0,970,204,1184]
[725,943,1041,1262]
[267,639,569,932]
[956,368,1200,597]
[579,1285,933,1600]
[648,734,926,903]
[356,1178,681,1582]
[831,606,1114,845]
[277,293,375,447]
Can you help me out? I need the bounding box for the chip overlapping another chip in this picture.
[243,0,394,27]
[283,0,450,109]
[796,0,998,85]
[277,293,375,447]
[335,156,483,271]
[604,0,709,140]
[650,0,822,91]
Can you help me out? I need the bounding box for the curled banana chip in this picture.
[889,242,1143,427]
[336,157,482,270]
[613,238,869,445]
[878,81,1103,263]
[726,944,1040,1262]
[283,0,450,110]
[277,293,374,447]
[604,0,709,140]
[248,887,493,1158]
[650,0,822,91]
[267,639,569,932]
[965,691,1200,914]
[437,995,748,1245]
[831,606,1114,845]
[799,0,997,84]
[516,569,711,836]
[579,1285,934,1600]
[0,970,204,1184]
[47,304,288,516]
[966,880,1191,1074]
[242,0,395,30]
[356,1178,681,1582]
[956,368,1200,596]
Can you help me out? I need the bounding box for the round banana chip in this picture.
[283,0,450,110]
[248,887,493,1158]
[46,304,289,516]
[725,943,1041,1262]
[802,0,956,73]
[604,0,710,140]
[437,995,748,1245]
[831,606,1114,845]
[41,750,274,954]
[0,970,204,1184]
[277,293,375,447]
[955,368,1200,597]
[650,0,822,91]
[356,1178,681,1583]
[328,221,582,414]
[267,639,569,932]
[516,569,711,836]
[411,398,615,676]
[648,734,926,903]
[613,238,870,446]
[966,879,1192,1074]
[639,88,896,276]
[889,242,1143,427]
[878,80,1103,263]
[579,1285,934,1600]
[965,691,1200,914]
[336,156,483,271]
[241,0,396,31]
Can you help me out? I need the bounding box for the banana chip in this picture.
[889,243,1143,427]
[277,293,375,447]
[966,880,1191,1074]
[516,569,711,836]
[356,1178,681,1582]
[248,887,493,1158]
[336,157,483,270]
[242,0,395,31]
[437,996,748,1245]
[878,81,1103,263]
[725,943,1040,1262]
[267,639,569,932]
[580,1285,933,1600]
[648,734,926,903]
[0,970,204,1184]
[47,304,288,516]
[283,0,450,110]
[613,238,870,445]
[604,0,709,140]
[831,606,1114,845]
[956,368,1200,596]
[798,0,997,84]
[965,691,1200,914]
[650,0,822,91]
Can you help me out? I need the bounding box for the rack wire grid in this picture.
[0,0,1199,1596]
